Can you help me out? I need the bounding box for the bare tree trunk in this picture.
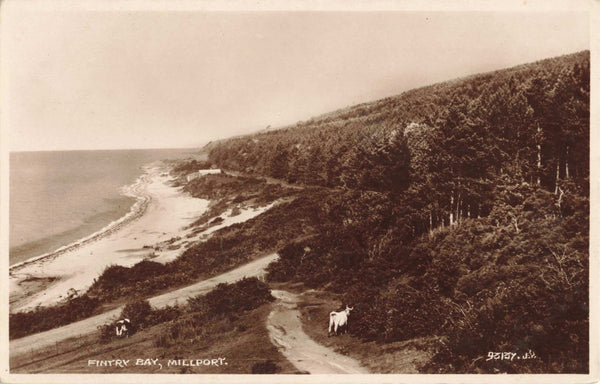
[555,160,560,195]
[429,210,433,236]
[565,146,569,179]
[557,187,565,215]
[514,151,522,181]
[537,123,542,185]
[457,192,461,223]
[449,193,454,225]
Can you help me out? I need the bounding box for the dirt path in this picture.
[10,253,278,358]
[266,290,369,374]
[223,170,304,190]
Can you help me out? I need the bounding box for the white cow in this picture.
[328,305,353,336]
[115,318,131,338]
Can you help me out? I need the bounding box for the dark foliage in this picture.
[187,277,274,315]
[120,300,153,331]
[149,278,274,350]
[259,51,589,373]
[170,159,213,176]
[184,173,264,200]
[99,301,183,342]
[91,261,167,292]
[10,295,100,340]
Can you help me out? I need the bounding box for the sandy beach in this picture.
[9,163,210,311]
[9,163,277,313]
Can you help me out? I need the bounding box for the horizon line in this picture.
[9,146,206,153]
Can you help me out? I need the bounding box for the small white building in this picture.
[186,173,199,182]
[187,169,221,182]
[198,169,222,176]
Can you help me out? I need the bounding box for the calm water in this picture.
[9,148,199,266]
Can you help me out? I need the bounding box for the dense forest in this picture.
[208,51,590,373]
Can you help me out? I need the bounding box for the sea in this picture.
[9,148,200,266]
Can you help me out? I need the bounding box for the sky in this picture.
[1,3,591,151]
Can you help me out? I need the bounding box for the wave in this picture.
[9,166,156,272]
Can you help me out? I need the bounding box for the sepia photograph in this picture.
[0,0,597,382]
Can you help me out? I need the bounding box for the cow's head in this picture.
[115,319,131,337]
[345,305,354,315]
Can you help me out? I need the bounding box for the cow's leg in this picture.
[329,314,338,336]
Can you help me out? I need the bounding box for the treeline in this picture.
[209,51,589,233]
[209,118,411,192]
[266,184,588,372]
[251,52,588,373]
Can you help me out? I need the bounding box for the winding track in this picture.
[267,290,369,374]
[10,253,278,358]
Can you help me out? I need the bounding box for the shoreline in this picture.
[9,161,280,313]
[9,168,152,273]
[9,162,211,312]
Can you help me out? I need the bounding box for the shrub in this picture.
[121,300,153,332]
[98,302,183,342]
[91,264,130,290]
[10,294,100,339]
[98,322,116,342]
[130,260,167,280]
[90,261,168,296]
[188,277,274,314]
[147,304,183,325]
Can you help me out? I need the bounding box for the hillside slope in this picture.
[206,51,590,373]
[10,51,588,374]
